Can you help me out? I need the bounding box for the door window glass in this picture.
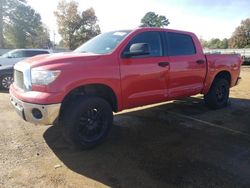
[167,32,196,56]
[124,31,162,57]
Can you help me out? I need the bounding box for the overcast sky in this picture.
[27,0,250,43]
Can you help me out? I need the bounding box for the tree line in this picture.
[54,2,169,50]
[0,0,169,50]
[54,0,101,50]
[201,19,250,49]
[0,0,249,50]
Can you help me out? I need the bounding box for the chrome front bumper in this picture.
[10,94,61,125]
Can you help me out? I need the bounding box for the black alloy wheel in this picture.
[62,96,113,149]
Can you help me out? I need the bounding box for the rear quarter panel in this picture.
[202,54,242,94]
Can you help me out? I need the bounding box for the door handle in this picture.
[196,59,205,64]
[158,62,169,67]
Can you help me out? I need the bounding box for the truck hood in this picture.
[19,52,101,68]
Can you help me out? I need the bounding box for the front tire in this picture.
[204,78,230,109]
[61,96,113,149]
[0,74,14,90]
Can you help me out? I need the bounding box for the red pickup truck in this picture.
[10,28,241,149]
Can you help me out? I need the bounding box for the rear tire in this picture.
[61,96,113,150]
[204,78,230,109]
[0,74,14,90]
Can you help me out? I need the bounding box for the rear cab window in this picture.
[166,32,196,56]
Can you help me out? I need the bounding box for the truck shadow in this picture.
[44,97,250,188]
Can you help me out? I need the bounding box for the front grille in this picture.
[14,70,25,90]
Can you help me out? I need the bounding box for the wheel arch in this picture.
[204,70,231,109]
[59,83,118,119]
[213,71,231,85]
[202,70,232,94]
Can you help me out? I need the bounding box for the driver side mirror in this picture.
[123,43,150,58]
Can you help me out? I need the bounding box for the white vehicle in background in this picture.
[0,49,51,90]
[0,49,51,67]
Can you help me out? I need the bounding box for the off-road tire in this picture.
[61,96,113,150]
[204,78,230,109]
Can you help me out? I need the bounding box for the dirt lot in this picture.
[0,67,250,188]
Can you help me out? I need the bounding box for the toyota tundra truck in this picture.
[9,28,242,149]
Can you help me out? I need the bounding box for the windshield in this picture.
[74,30,131,54]
[2,51,13,58]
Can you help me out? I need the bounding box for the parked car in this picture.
[242,56,250,65]
[0,65,14,90]
[0,49,51,67]
[0,49,51,90]
[10,28,242,149]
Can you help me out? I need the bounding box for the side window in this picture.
[167,32,196,56]
[23,51,49,57]
[10,51,24,58]
[124,31,162,57]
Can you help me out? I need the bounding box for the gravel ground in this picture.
[0,67,250,188]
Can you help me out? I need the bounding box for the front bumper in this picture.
[10,93,61,125]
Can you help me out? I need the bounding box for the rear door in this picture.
[119,31,170,109]
[165,32,206,98]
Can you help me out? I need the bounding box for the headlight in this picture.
[31,69,61,85]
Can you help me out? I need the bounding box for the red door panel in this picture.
[119,31,170,109]
[120,56,170,109]
[168,55,206,98]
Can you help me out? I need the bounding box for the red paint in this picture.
[10,27,242,112]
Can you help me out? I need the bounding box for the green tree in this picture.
[140,11,170,28]
[200,38,209,49]
[75,8,101,46]
[27,27,52,48]
[4,3,50,48]
[201,38,229,49]
[221,38,228,49]
[54,0,81,50]
[209,38,222,49]
[229,18,250,48]
[0,0,27,48]
[54,0,101,50]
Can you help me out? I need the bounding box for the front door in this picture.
[119,31,170,109]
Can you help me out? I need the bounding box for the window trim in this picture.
[160,32,169,57]
[121,31,164,59]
